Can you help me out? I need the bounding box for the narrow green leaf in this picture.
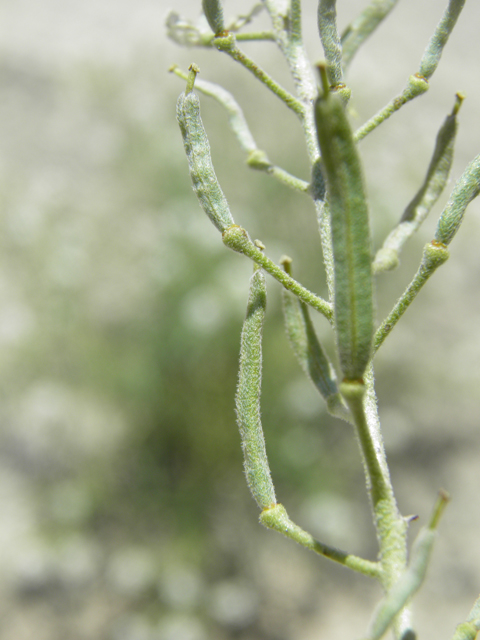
[236,268,276,510]
[315,66,374,381]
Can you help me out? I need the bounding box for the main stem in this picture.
[341,374,410,638]
[257,6,410,635]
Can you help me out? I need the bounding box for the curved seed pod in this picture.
[281,259,349,420]
[202,0,225,34]
[373,93,463,273]
[401,94,462,225]
[176,69,235,233]
[435,153,480,246]
[236,268,276,510]
[315,66,374,381]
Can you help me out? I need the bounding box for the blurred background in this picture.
[1,0,480,638]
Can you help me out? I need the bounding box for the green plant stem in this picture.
[364,492,449,640]
[222,226,333,322]
[355,0,466,142]
[341,378,410,637]
[235,31,276,41]
[374,241,450,353]
[260,503,381,578]
[213,33,304,117]
[261,163,310,192]
[262,0,320,162]
[354,74,429,142]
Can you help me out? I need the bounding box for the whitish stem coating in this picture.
[340,378,410,636]
[374,93,462,273]
[212,33,304,117]
[451,623,480,640]
[236,268,276,509]
[364,492,449,640]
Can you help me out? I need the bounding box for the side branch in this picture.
[260,503,382,579]
[213,33,305,117]
[222,226,333,322]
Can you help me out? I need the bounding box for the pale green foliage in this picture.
[315,67,374,382]
[236,267,276,510]
[169,1,480,638]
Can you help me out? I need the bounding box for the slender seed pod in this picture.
[401,94,462,226]
[435,153,480,246]
[317,0,344,87]
[281,259,349,420]
[236,268,276,510]
[373,93,463,273]
[418,0,466,81]
[202,0,225,35]
[176,67,235,233]
[314,65,374,381]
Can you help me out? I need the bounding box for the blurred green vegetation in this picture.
[0,53,367,554]
[3,9,480,634]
